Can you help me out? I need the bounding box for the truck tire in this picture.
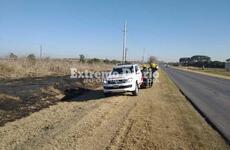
[104,92,111,97]
[132,82,139,96]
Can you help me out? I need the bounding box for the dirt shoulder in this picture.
[173,66,230,80]
[0,70,228,149]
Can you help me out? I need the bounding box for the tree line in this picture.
[6,53,158,65]
[6,53,121,65]
[179,55,225,68]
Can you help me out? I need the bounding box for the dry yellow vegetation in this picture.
[0,59,112,79]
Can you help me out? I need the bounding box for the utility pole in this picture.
[122,21,127,63]
[40,45,42,60]
[125,48,128,63]
[142,48,146,63]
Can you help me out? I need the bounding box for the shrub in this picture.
[148,56,157,64]
[79,54,85,63]
[87,58,101,64]
[9,53,18,60]
[111,59,120,64]
[27,54,36,65]
[103,59,110,64]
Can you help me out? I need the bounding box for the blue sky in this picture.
[0,0,230,62]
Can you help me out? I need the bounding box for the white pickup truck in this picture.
[103,64,143,96]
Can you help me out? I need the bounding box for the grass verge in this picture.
[174,66,230,80]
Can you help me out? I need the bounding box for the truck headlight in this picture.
[125,78,133,83]
[103,80,108,84]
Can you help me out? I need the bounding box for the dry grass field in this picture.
[0,58,112,79]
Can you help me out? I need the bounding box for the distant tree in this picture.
[9,52,18,60]
[210,61,225,68]
[148,56,157,64]
[111,59,120,64]
[103,59,110,64]
[27,54,36,65]
[79,54,85,63]
[92,58,101,63]
[191,55,211,63]
[179,57,191,66]
[87,58,101,64]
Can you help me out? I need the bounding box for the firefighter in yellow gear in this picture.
[142,64,147,69]
[150,63,158,72]
[141,64,152,88]
[149,63,159,85]
[141,64,148,73]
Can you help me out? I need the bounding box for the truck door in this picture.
[135,65,142,84]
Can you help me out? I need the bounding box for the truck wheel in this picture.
[132,83,139,96]
[104,92,110,97]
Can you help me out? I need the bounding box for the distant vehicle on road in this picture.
[103,64,143,96]
[164,64,169,68]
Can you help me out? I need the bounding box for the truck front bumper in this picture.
[103,84,134,93]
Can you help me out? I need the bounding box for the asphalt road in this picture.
[163,67,230,143]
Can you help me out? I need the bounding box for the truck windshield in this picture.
[112,66,134,74]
